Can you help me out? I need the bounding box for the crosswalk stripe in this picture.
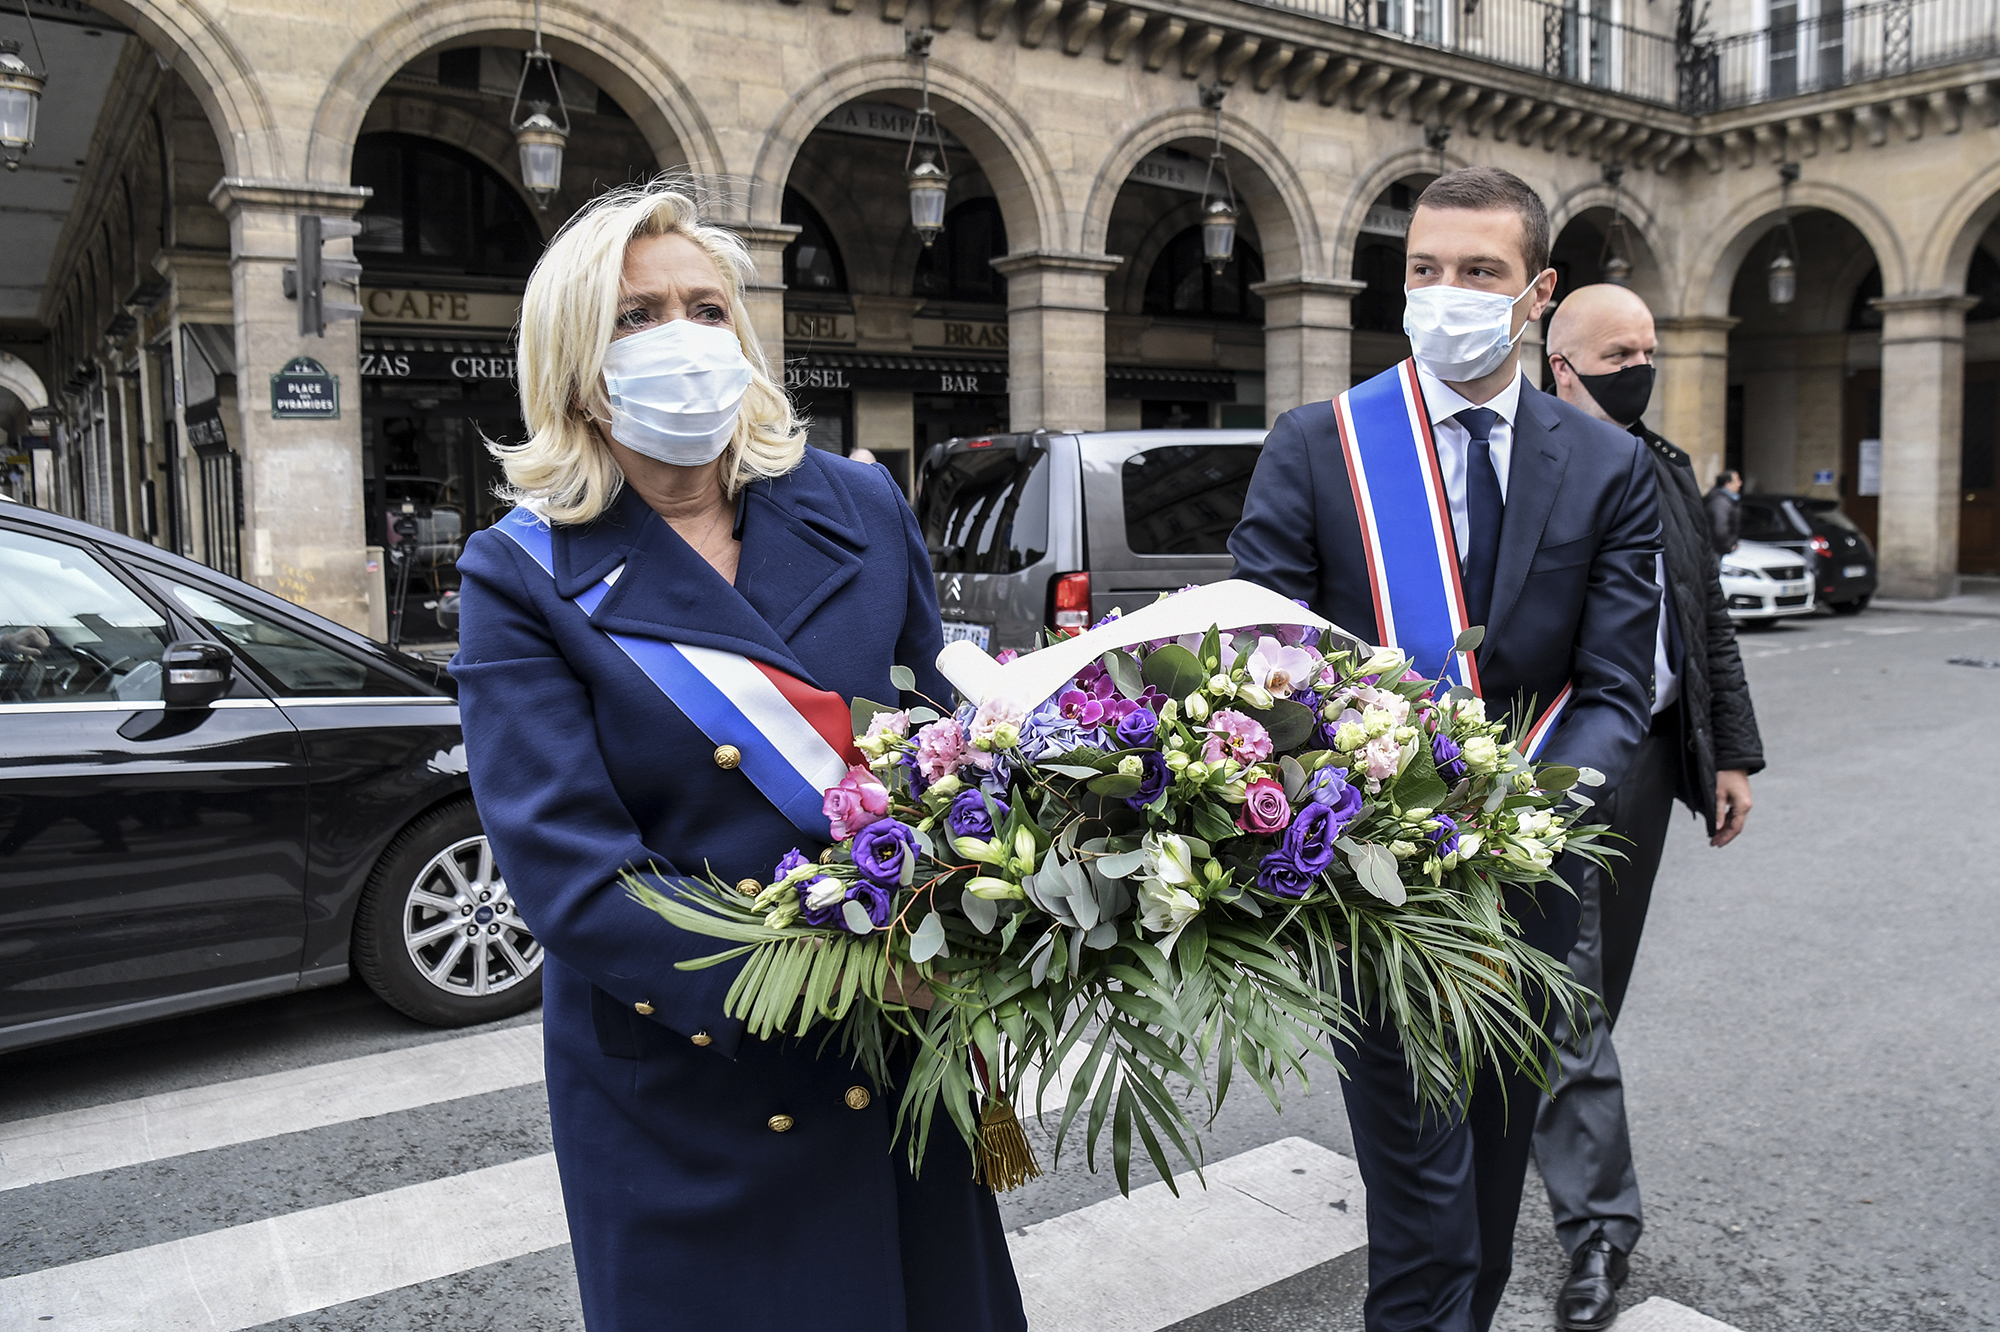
[1617,1297,1744,1331]
[1009,1136,1370,1332]
[0,1023,544,1192]
[0,1153,569,1331]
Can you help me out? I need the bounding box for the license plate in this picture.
[1843,564,1868,579]
[940,621,992,652]
[1783,583,1810,596]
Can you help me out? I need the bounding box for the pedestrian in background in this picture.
[451,181,1024,1332]
[1539,284,1765,1331]
[1706,469,1743,554]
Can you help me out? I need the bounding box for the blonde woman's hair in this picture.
[493,178,805,524]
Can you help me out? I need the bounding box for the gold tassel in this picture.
[974,1099,1042,1193]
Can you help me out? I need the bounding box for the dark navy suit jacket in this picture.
[452,449,1022,1332]
[1230,374,1663,793]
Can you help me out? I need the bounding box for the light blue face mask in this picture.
[601,319,754,466]
[1402,280,1537,382]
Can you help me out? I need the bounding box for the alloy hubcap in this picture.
[401,834,542,997]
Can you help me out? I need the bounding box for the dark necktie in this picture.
[1456,407,1505,630]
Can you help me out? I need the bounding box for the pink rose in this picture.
[1201,709,1273,766]
[1237,778,1293,835]
[824,763,890,839]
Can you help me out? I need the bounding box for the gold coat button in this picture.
[713,744,742,770]
[736,877,762,897]
[844,1086,872,1111]
[767,1113,795,1133]
[633,1000,655,1015]
[691,1031,712,1047]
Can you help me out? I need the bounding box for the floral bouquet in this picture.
[629,581,1609,1193]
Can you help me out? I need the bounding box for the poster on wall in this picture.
[1858,438,1882,496]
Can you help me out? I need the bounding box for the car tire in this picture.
[353,800,543,1026]
[1831,594,1870,615]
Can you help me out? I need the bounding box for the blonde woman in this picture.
[452,182,1024,1331]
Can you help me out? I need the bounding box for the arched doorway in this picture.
[1951,224,2000,574]
[1348,175,1434,385]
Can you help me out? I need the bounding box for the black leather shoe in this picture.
[1555,1236,1629,1331]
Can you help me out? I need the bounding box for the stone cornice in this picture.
[991,249,1126,275]
[208,179,375,218]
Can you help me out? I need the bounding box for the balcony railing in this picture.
[1258,0,2000,112]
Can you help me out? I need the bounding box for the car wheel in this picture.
[353,800,543,1026]
[1831,594,1870,615]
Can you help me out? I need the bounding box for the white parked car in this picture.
[1720,538,1816,624]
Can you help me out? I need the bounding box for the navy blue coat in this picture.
[1230,378,1663,797]
[452,449,1024,1332]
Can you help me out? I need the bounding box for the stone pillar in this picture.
[210,179,372,631]
[991,250,1121,433]
[721,223,799,372]
[1654,315,1738,491]
[1793,332,1847,496]
[1872,294,1979,599]
[1253,277,1367,418]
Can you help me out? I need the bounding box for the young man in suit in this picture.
[1535,283,1764,1331]
[1230,167,1663,1331]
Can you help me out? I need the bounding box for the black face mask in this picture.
[1574,362,1655,428]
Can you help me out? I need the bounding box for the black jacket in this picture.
[1640,425,1765,831]
[1705,485,1741,555]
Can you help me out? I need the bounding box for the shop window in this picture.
[782,191,848,293]
[352,133,544,278]
[1122,444,1262,555]
[914,197,1008,305]
[1144,229,1265,322]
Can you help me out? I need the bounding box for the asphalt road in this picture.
[3,605,1995,1331]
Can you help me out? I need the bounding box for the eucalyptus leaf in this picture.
[906,706,941,725]
[1042,747,1116,772]
[1453,625,1486,653]
[1346,842,1407,906]
[841,898,876,934]
[1028,931,1056,987]
[909,911,946,962]
[1087,772,1144,798]
[1538,765,1581,792]
[1241,699,1318,751]
[1101,650,1145,701]
[889,664,917,693]
[1045,764,1110,780]
[850,697,900,735]
[960,887,999,934]
[1279,755,1308,803]
[1445,684,1476,703]
[1141,644,1206,699]
[1085,920,1118,950]
[1577,766,1606,787]
[911,826,936,859]
[1095,848,1147,879]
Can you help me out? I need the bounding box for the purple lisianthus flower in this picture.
[1124,749,1171,809]
[1305,766,1364,831]
[900,748,930,796]
[1115,707,1158,749]
[851,818,918,887]
[1257,850,1312,899]
[947,788,1007,839]
[1432,732,1468,785]
[1429,812,1460,858]
[1283,800,1341,877]
[846,880,894,930]
[773,848,810,882]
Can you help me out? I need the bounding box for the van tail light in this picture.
[1810,534,1832,559]
[1053,572,1091,632]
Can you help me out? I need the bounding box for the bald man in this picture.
[1537,284,1765,1331]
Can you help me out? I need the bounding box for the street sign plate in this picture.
[271,357,340,419]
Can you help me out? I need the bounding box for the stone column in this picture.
[1252,277,1367,418]
[1793,332,1847,496]
[991,250,1121,433]
[721,223,799,371]
[210,179,372,632]
[1872,293,1979,599]
[1654,315,1738,491]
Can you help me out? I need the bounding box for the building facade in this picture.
[3,0,1997,634]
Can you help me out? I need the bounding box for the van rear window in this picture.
[1123,444,1261,555]
[920,445,1050,574]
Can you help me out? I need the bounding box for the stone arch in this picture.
[305,0,714,188]
[1917,159,2000,294]
[0,350,49,413]
[1113,197,1224,314]
[751,54,1056,254]
[81,0,278,179]
[357,94,551,235]
[1083,109,1316,281]
[1331,149,1443,282]
[1684,180,1904,316]
[1547,181,1675,310]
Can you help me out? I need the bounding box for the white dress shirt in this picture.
[1413,364,1525,557]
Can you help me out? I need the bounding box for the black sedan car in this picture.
[1737,493,1878,613]
[0,500,539,1054]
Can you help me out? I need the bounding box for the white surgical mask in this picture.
[601,319,753,466]
[1402,279,1538,383]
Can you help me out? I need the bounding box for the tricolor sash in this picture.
[494,508,859,842]
[1334,359,1570,755]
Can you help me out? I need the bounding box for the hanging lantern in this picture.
[0,35,47,172]
[507,4,569,210]
[1197,85,1237,275]
[1597,164,1633,287]
[1768,162,1802,307]
[1603,253,1633,287]
[1766,250,1797,306]
[902,30,951,248]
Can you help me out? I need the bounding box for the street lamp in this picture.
[1197,84,1237,275]
[507,0,570,209]
[1768,162,1802,307]
[0,3,50,173]
[902,29,951,248]
[1599,163,1633,287]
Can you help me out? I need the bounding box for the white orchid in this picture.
[1247,635,1317,698]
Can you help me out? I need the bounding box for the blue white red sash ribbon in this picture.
[494,507,859,842]
[1334,360,1572,756]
